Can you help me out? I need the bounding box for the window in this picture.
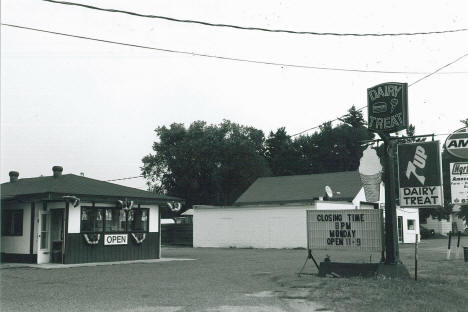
[81,208,103,233]
[407,219,415,231]
[128,209,148,232]
[104,209,126,232]
[80,207,148,233]
[2,209,23,236]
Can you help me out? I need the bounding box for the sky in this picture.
[1,0,468,190]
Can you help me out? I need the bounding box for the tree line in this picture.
[141,107,467,222]
[141,106,374,210]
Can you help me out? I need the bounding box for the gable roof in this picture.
[1,174,180,203]
[234,171,362,205]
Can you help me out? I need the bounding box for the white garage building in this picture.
[193,171,420,248]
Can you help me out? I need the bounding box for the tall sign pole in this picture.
[380,134,400,263]
[367,82,408,264]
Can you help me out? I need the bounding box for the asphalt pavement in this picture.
[1,239,467,312]
[0,247,330,312]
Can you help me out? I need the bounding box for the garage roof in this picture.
[234,171,362,205]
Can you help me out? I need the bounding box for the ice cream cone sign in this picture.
[359,146,383,202]
[324,186,333,200]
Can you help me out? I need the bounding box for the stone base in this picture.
[318,261,410,279]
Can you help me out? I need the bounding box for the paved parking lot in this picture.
[0,247,327,312]
[1,239,467,312]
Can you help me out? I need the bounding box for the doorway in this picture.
[37,211,50,264]
[397,216,403,243]
[50,209,64,263]
[37,209,65,264]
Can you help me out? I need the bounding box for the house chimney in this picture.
[9,171,19,182]
[52,166,63,177]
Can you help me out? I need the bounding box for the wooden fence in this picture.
[161,224,193,246]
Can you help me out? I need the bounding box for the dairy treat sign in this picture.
[306,209,383,252]
[367,82,408,133]
[397,141,443,208]
[450,162,468,205]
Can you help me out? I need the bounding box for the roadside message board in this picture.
[397,141,443,208]
[445,127,468,160]
[306,209,383,252]
[450,162,468,205]
[367,82,408,133]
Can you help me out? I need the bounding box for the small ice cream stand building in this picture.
[1,166,183,264]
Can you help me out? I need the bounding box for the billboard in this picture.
[367,82,408,133]
[397,141,443,208]
[306,209,383,252]
[450,162,468,205]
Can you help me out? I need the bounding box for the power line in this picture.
[106,175,143,182]
[2,23,467,75]
[409,53,468,86]
[43,0,468,37]
[291,52,468,137]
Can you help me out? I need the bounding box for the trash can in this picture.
[464,247,468,262]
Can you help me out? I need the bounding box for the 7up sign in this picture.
[397,141,443,208]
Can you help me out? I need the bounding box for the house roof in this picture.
[1,174,180,203]
[234,171,362,205]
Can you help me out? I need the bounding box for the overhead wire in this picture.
[2,24,466,139]
[2,23,467,75]
[291,52,468,137]
[42,0,468,37]
[106,175,144,182]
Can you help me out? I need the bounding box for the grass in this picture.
[277,238,468,312]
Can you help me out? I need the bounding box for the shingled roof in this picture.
[234,171,362,205]
[1,174,180,203]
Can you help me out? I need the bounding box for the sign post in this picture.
[367,82,408,265]
[381,134,400,264]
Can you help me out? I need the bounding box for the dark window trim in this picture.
[80,206,149,234]
[2,209,24,236]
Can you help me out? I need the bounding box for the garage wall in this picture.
[193,204,315,249]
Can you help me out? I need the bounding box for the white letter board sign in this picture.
[306,209,383,252]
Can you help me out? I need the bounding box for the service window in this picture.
[407,219,415,231]
[128,209,148,232]
[81,207,103,233]
[2,209,23,236]
[104,209,126,232]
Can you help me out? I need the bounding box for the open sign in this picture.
[104,234,128,245]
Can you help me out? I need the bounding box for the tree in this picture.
[266,128,306,176]
[141,120,271,211]
[340,105,366,128]
[292,107,374,174]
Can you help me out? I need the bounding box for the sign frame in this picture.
[306,209,384,253]
[397,141,443,208]
[104,234,128,246]
[445,127,468,160]
[450,162,468,205]
[367,82,408,133]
